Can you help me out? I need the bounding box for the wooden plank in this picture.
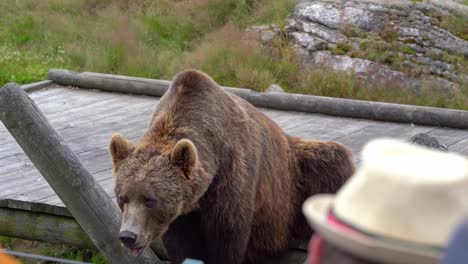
[448,137,468,156]
[32,91,116,116]
[0,204,170,261]
[258,109,289,119]
[27,87,73,100]
[0,206,94,248]
[30,87,99,102]
[2,151,121,201]
[44,96,156,125]
[36,174,110,205]
[333,122,436,162]
[426,128,468,147]
[38,169,115,206]
[0,125,147,184]
[291,116,371,141]
[271,112,311,127]
[28,89,86,106]
[0,96,155,146]
[0,130,147,201]
[39,91,158,121]
[0,83,161,263]
[0,104,152,162]
[0,129,149,201]
[2,84,468,216]
[282,114,335,133]
[49,69,468,129]
[0,199,71,217]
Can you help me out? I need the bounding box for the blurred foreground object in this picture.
[182,259,204,264]
[442,221,468,264]
[303,138,468,264]
[0,248,20,264]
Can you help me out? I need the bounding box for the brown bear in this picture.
[109,69,355,264]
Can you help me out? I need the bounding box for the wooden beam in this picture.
[0,83,161,263]
[0,204,306,264]
[0,206,94,248]
[0,203,170,260]
[21,80,53,93]
[48,69,468,129]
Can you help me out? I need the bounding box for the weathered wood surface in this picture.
[49,69,468,129]
[0,85,467,208]
[0,206,94,248]
[0,200,170,259]
[0,84,161,264]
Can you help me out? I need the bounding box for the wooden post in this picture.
[0,83,161,264]
[0,207,94,249]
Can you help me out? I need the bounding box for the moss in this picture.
[332,42,354,55]
[379,24,399,42]
[340,24,368,38]
[359,40,370,50]
[441,51,468,75]
[0,236,13,247]
[440,15,468,40]
[402,45,417,55]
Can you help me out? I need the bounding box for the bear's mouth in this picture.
[128,245,146,257]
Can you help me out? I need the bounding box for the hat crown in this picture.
[334,139,468,246]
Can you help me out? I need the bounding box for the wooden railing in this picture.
[0,83,162,264]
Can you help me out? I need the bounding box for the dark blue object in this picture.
[442,221,468,264]
[182,258,204,264]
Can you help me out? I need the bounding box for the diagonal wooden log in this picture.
[0,83,161,264]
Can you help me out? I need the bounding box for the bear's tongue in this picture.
[129,247,144,257]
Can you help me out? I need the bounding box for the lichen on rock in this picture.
[254,0,468,92]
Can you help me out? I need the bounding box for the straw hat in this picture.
[303,138,468,264]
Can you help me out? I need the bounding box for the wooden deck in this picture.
[1,84,467,208]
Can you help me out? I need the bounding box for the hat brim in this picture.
[303,194,441,264]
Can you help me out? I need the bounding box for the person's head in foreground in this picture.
[303,138,468,264]
[0,249,20,264]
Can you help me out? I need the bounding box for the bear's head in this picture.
[109,132,208,256]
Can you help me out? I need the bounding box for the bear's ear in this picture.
[109,133,134,167]
[170,139,198,180]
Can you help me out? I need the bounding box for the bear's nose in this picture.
[119,231,137,247]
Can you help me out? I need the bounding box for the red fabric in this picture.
[309,235,324,264]
[327,211,367,239]
[307,210,370,264]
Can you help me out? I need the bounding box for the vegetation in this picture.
[0,0,296,88]
[0,0,466,260]
[441,15,468,41]
[0,236,107,264]
[0,0,466,111]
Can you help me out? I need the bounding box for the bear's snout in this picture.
[119,230,137,247]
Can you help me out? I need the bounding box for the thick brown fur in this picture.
[110,69,355,264]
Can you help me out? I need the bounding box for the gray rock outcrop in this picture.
[254,0,468,91]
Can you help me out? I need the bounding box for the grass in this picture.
[0,236,107,264]
[0,0,467,259]
[0,0,466,112]
[0,0,297,88]
[441,15,468,41]
[292,68,468,110]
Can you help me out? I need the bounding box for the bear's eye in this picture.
[143,197,156,208]
[117,196,128,209]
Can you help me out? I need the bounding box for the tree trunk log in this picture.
[0,83,161,264]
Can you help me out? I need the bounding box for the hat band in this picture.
[328,208,444,252]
